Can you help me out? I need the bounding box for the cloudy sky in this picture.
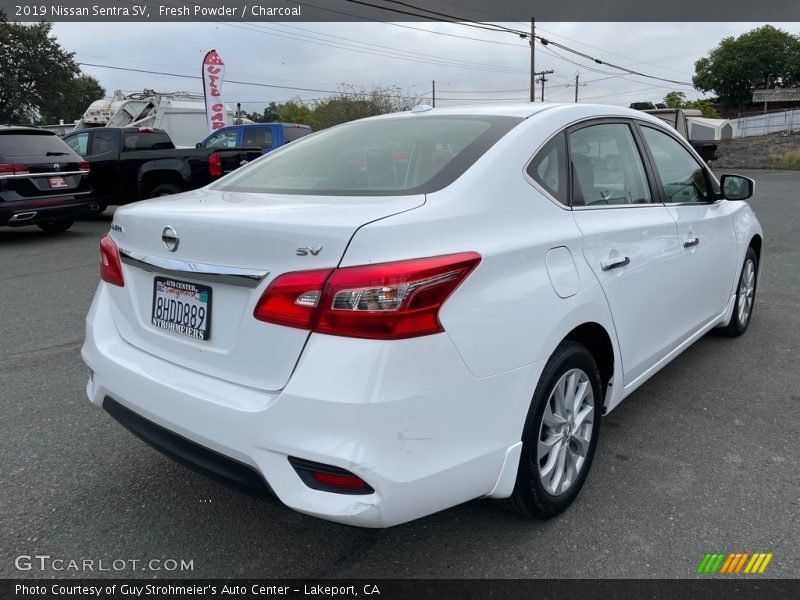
[50,21,797,112]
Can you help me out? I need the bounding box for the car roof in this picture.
[369,102,658,122]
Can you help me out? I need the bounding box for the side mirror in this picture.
[196,143,202,148]
[720,174,754,201]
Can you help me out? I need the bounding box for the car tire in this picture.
[149,183,183,198]
[37,218,74,234]
[500,340,603,519]
[721,247,758,337]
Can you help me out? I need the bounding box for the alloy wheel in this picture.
[537,368,595,496]
[737,259,755,325]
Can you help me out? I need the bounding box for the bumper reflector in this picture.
[289,456,374,495]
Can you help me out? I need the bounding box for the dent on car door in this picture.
[569,120,684,388]
[637,124,738,335]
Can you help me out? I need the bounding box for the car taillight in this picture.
[253,268,333,329]
[253,252,480,340]
[0,163,30,175]
[79,161,90,172]
[100,233,124,287]
[208,153,223,177]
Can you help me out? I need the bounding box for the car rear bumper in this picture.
[0,195,94,226]
[81,283,541,527]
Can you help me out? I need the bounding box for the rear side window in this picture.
[122,132,174,151]
[242,127,272,148]
[283,125,312,142]
[0,132,76,159]
[91,132,117,155]
[526,133,568,205]
[213,115,522,196]
[569,123,652,207]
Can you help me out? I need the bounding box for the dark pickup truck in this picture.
[62,127,261,211]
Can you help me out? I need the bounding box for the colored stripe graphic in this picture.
[734,552,750,573]
[698,552,772,574]
[719,553,736,574]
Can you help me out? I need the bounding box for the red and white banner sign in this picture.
[202,50,227,134]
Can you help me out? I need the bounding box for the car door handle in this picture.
[601,256,630,271]
[683,237,700,248]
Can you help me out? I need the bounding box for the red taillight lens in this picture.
[0,163,30,175]
[316,253,481,339]
[253,252,480,340]
[79,161,90,172]
[100,233,124,287]
[208,153,223,177]
[254,268,332,329]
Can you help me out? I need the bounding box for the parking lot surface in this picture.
[2,170,798,578]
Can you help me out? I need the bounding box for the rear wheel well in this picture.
[749,234,762,263]
[141,171,185,197]
[563,323,614,397]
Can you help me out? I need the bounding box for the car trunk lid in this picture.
[106,188,424,392]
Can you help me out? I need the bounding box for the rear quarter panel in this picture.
[341,108,621,387]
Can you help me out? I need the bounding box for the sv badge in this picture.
[296,246,323,256]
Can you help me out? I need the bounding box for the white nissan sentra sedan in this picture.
[82,103,762,527]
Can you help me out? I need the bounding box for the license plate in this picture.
[151,277,212,340]
[48,176,67,188]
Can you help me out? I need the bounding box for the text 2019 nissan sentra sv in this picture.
[82,103,762,527]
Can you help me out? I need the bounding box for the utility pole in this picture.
[529,17,535,102]
[535,70,554,102]
[432,80,435,108]
[567,73,586,103]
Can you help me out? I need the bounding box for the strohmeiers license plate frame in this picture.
[151,276,212,341]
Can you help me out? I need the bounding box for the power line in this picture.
[261,21,528,74]
[341,0,519,35]
[533,25,695,76]
[119,0,529,76]
[338,0,695,87]
[77,62,427,99]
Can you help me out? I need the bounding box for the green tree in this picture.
[687,99,720,119]
[0,14,105,124]
[693,25,800,109]
[663,91,687,109]
[245,101,281,123]
[241,86,419,131]
[276,99,313,125]
[304,85,420,130]
[661,91,720,118]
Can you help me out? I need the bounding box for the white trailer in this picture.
[70,90,246,148]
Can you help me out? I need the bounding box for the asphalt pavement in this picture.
[2,170,798,579]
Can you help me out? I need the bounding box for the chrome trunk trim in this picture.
[119,248,268,288]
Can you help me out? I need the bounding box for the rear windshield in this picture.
[122,132,174,151]
[0,132,77,159]
[283,125,312,142]
[212,115,522,196]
